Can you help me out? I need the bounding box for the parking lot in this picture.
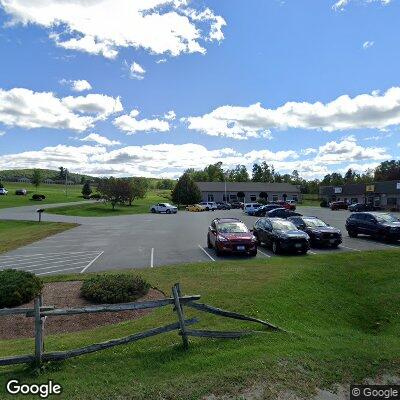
[0,205,399,275]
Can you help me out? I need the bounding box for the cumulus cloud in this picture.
[129,62,146,80]
[114,109,170,134]
[363,41,374,49]
[79,133,121,146]
[333,0,391,11]
[185,87,400,138]
[164,110,176,120]
[0,0,226,58]
[315,136,390,163]
[0,87,122,131]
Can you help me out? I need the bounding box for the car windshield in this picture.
[303,218,327,227]
[375,214,399,223]
[218,222,249,233]
[271,220,297,231]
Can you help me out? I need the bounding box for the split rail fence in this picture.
[0,283,284,367]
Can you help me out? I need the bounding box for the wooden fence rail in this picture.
[0,283,284,367]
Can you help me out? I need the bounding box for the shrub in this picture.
[320,199,328,208]
[80,274,150,304]
[31,194,46,200]
[0,269,43,308]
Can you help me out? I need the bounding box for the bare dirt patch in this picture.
[0,281,164,340]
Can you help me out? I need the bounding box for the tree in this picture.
[226,165,249,182]
[252,163,263,181]
[82,181,92,198]
[375,160,400,181]
[97,177,130,210]
[126,177,149,206]
[32,169,42,191]
[344,168,356,183]
[58,166,67,180]
[156,179,175,190]
[0,180,4,189]
[171,173,201,206]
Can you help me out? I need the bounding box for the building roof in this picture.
[320,180,400,196]
[195,181,300,193]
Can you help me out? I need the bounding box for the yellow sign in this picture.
[366,185,375,192]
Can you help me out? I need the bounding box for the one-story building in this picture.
[195,182,301,203]
[319,180,400,210]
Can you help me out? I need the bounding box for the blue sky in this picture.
[0,0,399,178]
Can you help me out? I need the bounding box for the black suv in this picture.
[288,216,342,248]
[253,204,282,217]
[345,212,400,241]
[253,217,310,255]
[266,208,302,219]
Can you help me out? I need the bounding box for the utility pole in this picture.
[65,169,68,197]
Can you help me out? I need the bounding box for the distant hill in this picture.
[0,169,96,184]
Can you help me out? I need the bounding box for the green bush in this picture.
[320,199,328,208]
[31,194,46,200]
[80,274,150,304]
[0,269,43,308]
[90,193,102,200]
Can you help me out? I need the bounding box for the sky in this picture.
[0,0,399,179]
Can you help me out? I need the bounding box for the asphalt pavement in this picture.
[0,204,399,275]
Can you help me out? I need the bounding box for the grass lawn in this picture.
[301,193,320,206]
[46,190,172,217]
[0,220,78,254]
[0,183,84,209]
[1,250,399,399]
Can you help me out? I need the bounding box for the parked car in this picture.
[216,202,231,210]
[186,204,205,212]
[330,201,348,210]
[15,189,27,196]
[345,212,400,241]
[207,218,257,256]
[244,203,262,215]
[253,204,282,217]
[230,201,244,209]
[266,208,302,219]
[288,216,342,248]
[348,203,374,212]
[199,201,218,211]
[253,217,310,255]
[150,203,178,214]
[277,201,296,211]
[0,188,8,195]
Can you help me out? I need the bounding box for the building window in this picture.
[229,194,237,200]
[272,195,278,202]
[293,195,298,202]
[208,194,214,202]
[250,195,257,202]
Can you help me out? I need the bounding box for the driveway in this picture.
[0,204,399,275]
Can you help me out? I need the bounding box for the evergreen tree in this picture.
[32,169,42,191]
[171,173,202,206]
[82,181,92,197]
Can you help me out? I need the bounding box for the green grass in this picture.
[0,220,78,254]
[301,193,320,206]
[46,190,172,217]
[1,251,400,399]
[0,183,84,209]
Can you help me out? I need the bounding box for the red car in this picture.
[207,218,257,256]
[330,201,348,211]
[277,201,296,211]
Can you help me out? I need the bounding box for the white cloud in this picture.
[79,133,121,146]
[0,87,122,131]
[315,136,390,163]
[363,41,374,49]
[186,87,400,138]
[164,110,176,120]
[156,58,167,64]
[0,0,226,59]
[301,148,318,156]
[129,61,146,80]
[61,79,92,92]
[0,131,5,137]
[333,0,391,11]
[114,109,170,134]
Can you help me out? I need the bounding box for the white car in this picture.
[244,203,262,215]
[0,188,8,195]
[199,202,218,211]
[150,203,178,214]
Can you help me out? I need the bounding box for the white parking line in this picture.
[150,248,154,268]
[340,245,361,252]
[258,249,271,258]
[23,260,89,273]
[198,245,216,261]
[37,266,86,276]
[80,251,104,273]
[0,250,100,260]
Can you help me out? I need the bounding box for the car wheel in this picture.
[249,250,257,257]
[166,209,171,214]
[331,243,339,249]
[215,247,223,256]
[272,241,280,255]
[207,235,213,249]
[205,207,210,211]
[253,233,261,246]
[300,248,308,255]
[348,230,358,238]
[151,208,156,213]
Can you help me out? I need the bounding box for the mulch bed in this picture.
[0,281,164,340]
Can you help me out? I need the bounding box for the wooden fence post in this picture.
[34,295,44,365]
[172,284,189,350]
